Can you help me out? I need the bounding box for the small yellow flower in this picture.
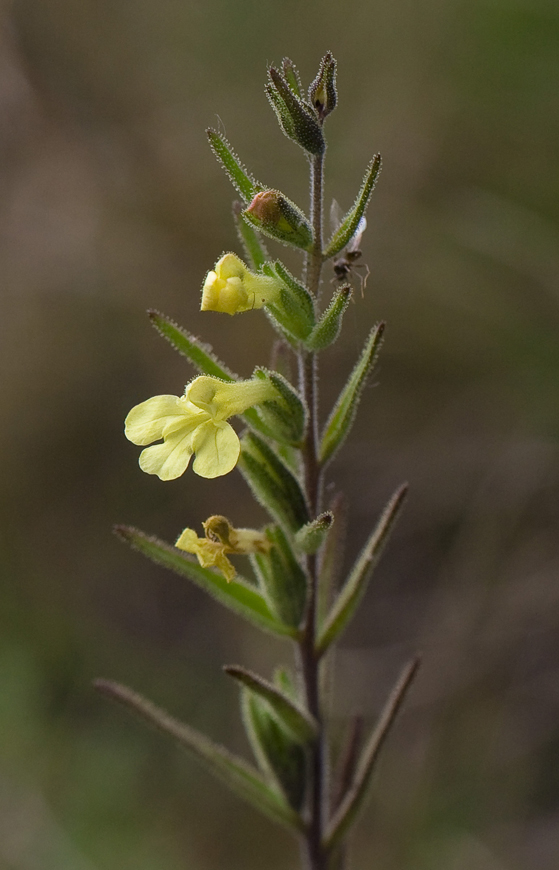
[176,515,271,582]
[125,375,276,481]
[201,253,281,315]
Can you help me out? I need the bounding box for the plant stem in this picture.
[299,151,329,870]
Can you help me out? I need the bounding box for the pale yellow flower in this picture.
[176,515,271,582]
[201,253,281,315]
[125,376,275,481]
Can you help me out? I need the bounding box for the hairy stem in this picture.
[299,150,329,870]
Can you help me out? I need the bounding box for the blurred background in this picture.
[1,0,558,868]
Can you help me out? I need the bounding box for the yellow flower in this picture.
[125,376,276,481]
[176,515,271,582]
[201,253,281,315]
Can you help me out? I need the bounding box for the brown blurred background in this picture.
[1,1,558,868]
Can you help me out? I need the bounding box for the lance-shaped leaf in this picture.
[319,322,385,466]
[238,431,309,533]
[94,679,303,833]
[316,484,408,654]
[242,689,307,812]
[148,311,236,381]
[251,524,308,629]
[324,155,382,259]
[233,201,268,271]
[114,526,296,639]
[304,285,352,351]
[207,129,264,204]
[224,665,317,743]
[324,657,420,848]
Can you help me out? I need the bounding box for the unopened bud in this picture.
[308,52,337,122]
[244,190,313,251]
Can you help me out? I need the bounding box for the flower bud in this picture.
[201,253,281,315]
[244,191,313,251]
[267,66,325,155]
[308,52,337,122]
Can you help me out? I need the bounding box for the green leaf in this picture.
[114,526,295,639]
[319,322,385,465]
[94,679,303,833]
[207,129,264,204]
[304,285,352,351]
[242,689,308,812]
[224,665,317,743]
[324,657,420,848]
[253,525,308,629]
[324,155,382,259]
[148,311,236,380]
[233,201,269,271]
[238,431,309,534]
[316,485,408,654]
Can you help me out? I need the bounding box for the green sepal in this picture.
[252,525,308,629]
[148,310,236,380]
[224,665,317,743]
[295,512,334,555]
[267,66,325,156]
[316,484,408,654]
[268,261,315,339]
[304,284,352,351]
[281,57,304,100]
[324,657,420,848]
[94,679,303,833]
[319,321,385,465]
[242,689,308,812]
[233,201,268,271]
[324,155,382,259]
[238,431,309,534]
[308,51,337,122]
[253,368,307,446]
[114,526,296,639]
[207,129,264,204]
[243,190,313,252]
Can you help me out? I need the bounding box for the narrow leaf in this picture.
[324,155,382,259]
[115,526,295,639]
[239,432,309,533]
[324,657,420,848]
[148,311,236,380]
[94,679,303,832]
[319,322,385,465]
[224,665,317,743]
[304,285,352,351]
[316,484,408,654]
[207,129,264,204]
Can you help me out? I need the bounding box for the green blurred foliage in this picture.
[1,0,558,868]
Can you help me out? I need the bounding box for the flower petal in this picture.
[138,430,194,480]
[191,420,240,478]
[125,395,184,445]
